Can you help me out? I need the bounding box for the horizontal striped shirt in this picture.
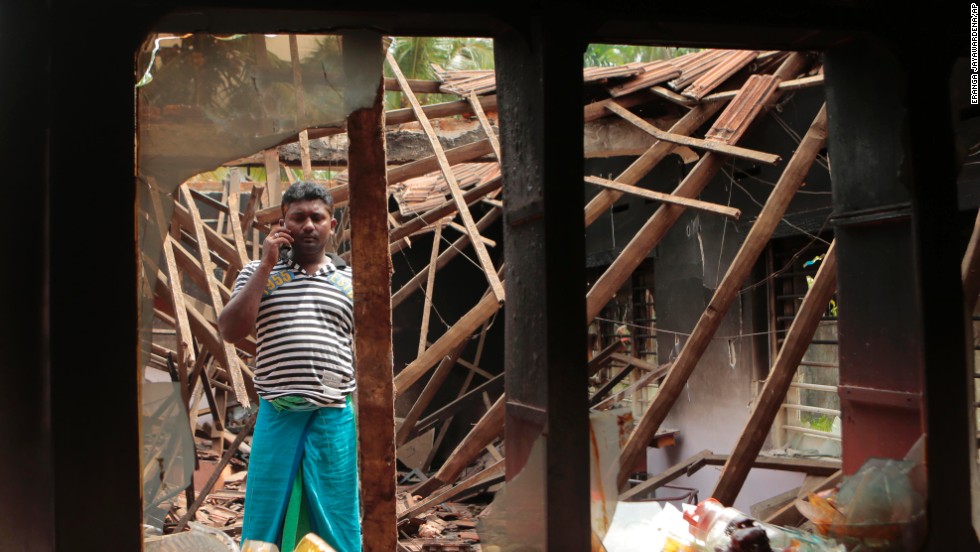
[233,255,354,407]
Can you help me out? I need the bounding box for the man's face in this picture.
[282,199,336,257]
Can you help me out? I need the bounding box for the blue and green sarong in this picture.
[242,397,360,552]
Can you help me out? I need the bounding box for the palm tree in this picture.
[583,44,698,67]
[384,36,495,108]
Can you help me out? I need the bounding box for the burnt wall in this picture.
[585,85,831,509]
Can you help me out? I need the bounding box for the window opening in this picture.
[767,235,840,456]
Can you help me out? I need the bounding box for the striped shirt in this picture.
[233,255,355,407]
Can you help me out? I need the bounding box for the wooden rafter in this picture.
[711,240,837,505]
[587,53,809,326]
[396,342,466,447]
[583,99,728,227]
[386,51,505,304]
[394,288,501,395]
[584,176,741,219]
[468,90,501,160]
[178,185,249,408]
[413,395,504,497]
[616,102,828,488]
[148,187,196,408]
[418,224,443,358]
[604,101,780,165]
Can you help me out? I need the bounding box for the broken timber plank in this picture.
[186,348,211,412]
[389,211,412,250]
[304,94,499,142]
[216,178,229,236]
[649,85,697,106]
[149,187,196,406]
[298,131,313,180]
[620,449,713,501]
[585,176,741,219]
[154,275,246,374]
[383,77,442,93]
[962,210,980,310]
[172,201,245,272]
[241,183,264,261]
[391,207,501,308]
[254,183,349,225]
[589,52,809,326]
[162,240,195,407]
[390,177,502,254]
[454,356,494,380]
[765,470,842,527]
[751,486,803,521]
[608,353,661,372]
[587,340,625,378]
[447,222,496,247]
[592,361,670,411]
[398,460,504,522]
[418,224,443,357]
[199,362,223,432]
[264,150,282,205]
[225,168,250,267]
[583,100,728,227]
[711,241,837,505]
[178,185,249,408]
[422,320,492,473]
[583,91,658,123]
[413,394,504,497]
[589,363,637,406]
[240,183,264,231]
[394,288,502,394]
[702,74,824,103]
[387,52,504,303]
[468,91,500,160]
[411,373,504,439]
[396,342,466,447]
[187,356,213,429]
[188,187,232,218]
[175,412,256,532]
[704,453,839,477]
[616,101,828,489]
[604,101,780,165]
[289,35,313,181]
[346,31,397,552]
[170,238,232,305]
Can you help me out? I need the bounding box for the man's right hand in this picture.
[220,223,292,342]
[261,222,294,267]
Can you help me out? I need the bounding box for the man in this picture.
[218,181,359,552]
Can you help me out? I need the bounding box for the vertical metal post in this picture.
[826,37,978,548]
[904,48,980,551]
[825,38,925,472]
[496,21,590,551]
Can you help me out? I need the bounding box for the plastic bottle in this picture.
[684,498,755,543]
[682,498,844,552]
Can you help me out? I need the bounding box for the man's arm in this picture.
[218,224,293,342]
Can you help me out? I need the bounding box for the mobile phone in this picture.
[278,219,291,256]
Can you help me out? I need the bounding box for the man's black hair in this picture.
[281,181,334,213]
